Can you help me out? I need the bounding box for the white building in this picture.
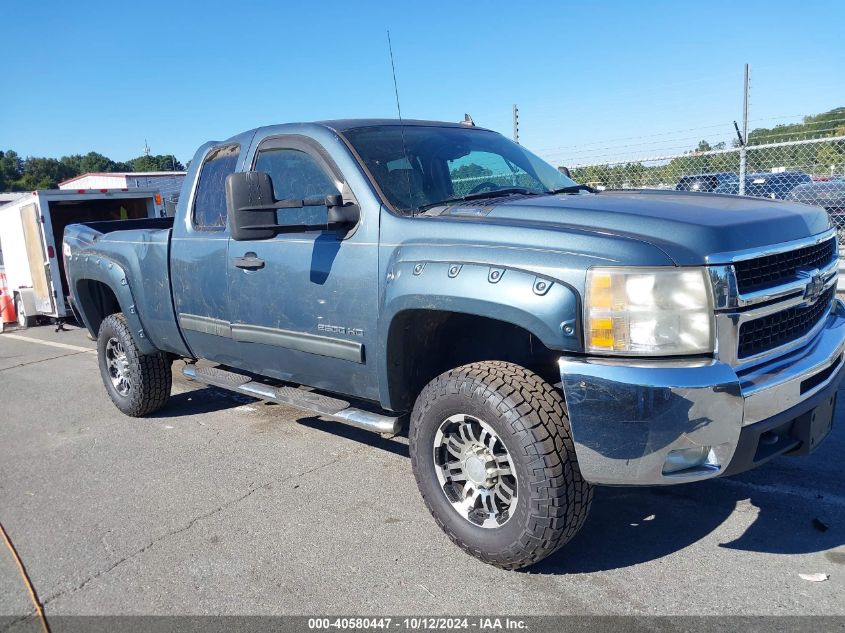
[59,171,186,200]
[0,193,25,205]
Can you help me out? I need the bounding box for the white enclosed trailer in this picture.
[0,188,163,326]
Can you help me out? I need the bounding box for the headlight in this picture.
[585,267,714,355]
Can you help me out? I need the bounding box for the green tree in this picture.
[61,151,124,175]
[747,107,845,145]
[450,163,492,179]
[0,150,23,191]
[1,148,186,192]
[125,154,185,171]
[16,157,77,190]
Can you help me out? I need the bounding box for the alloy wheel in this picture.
[432,414,519,528]
[105,337,131,396]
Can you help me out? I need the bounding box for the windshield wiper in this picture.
[462,187,537,200]
[416,188,538,212]
[545,184,596,194]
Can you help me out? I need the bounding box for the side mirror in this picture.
[558,166,572,178]
[226,171,278,241]
[326,194,361,225]
[226,172,360,241]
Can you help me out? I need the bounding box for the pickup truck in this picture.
[64,119,844,570]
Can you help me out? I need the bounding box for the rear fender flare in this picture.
[69,254,157,355]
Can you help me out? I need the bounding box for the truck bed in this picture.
[64,217,189,357]
[72,217,174,234]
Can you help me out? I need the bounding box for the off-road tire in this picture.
[409,361,592,570]
[97,313,171,417]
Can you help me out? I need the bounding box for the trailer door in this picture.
[20,203,55,314]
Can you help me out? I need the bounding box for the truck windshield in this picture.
[342,125,577,214]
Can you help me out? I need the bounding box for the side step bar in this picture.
[182,365,402,434]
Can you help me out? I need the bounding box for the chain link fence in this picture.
[566,135,845,237]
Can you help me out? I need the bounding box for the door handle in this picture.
[233,253,265,270]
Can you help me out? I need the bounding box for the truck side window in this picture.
[255,148,340,227]
[192,144,240,230]
[255,148,340,199]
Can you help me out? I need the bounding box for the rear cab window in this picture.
[192,144,240,230]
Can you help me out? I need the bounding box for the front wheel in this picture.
[97,313,171,416]
[409,361,592,570]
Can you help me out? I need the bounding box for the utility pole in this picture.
[738,64,749,196]
[512,104,519,144]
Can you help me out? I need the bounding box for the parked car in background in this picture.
[787,179,845,232]
[714,171,813,200]
[674,172,737,192]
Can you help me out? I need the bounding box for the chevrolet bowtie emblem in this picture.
[800,270,825,304]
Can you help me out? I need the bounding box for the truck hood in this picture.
[442,190,831,265]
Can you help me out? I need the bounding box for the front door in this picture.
[227,137,379,401]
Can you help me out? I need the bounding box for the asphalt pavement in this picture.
[0,325,843,623]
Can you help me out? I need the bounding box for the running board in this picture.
[182,365,402,434]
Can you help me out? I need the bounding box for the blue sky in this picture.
[2,0,844,166]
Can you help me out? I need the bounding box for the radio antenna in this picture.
[387,30,415,215]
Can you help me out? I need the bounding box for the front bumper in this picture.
[559,298,845,485]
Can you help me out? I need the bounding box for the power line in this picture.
[533,122,739,152]
[537,121,845,163]
[533,115,845,155]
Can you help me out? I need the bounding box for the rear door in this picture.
[171,142,244,363]
[19,202,55,315]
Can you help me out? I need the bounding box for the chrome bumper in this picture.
[559,298,845,485]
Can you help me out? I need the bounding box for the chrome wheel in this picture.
[105,337,131,396]
[432,414,518,528]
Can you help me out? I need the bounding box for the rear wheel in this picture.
[409,361,592,570]
[15,295,34,328]
[97,313,171,416]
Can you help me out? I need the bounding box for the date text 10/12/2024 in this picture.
[307,617,528,630]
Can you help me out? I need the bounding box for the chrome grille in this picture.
[737,287,835,358]
[710,229,839,367]
[734,237,835,293]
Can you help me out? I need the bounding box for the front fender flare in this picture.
[377,259,580,408]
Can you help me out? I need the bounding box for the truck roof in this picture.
[316,118,491,132]
[225,119,493,144]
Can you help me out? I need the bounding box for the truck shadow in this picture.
[165,383,844,571]
[149,386,258,418]
[295,416,411,459]
[531,473,844,574]
[291,412,844,573]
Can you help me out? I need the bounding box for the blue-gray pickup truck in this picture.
[63,119,844,569]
